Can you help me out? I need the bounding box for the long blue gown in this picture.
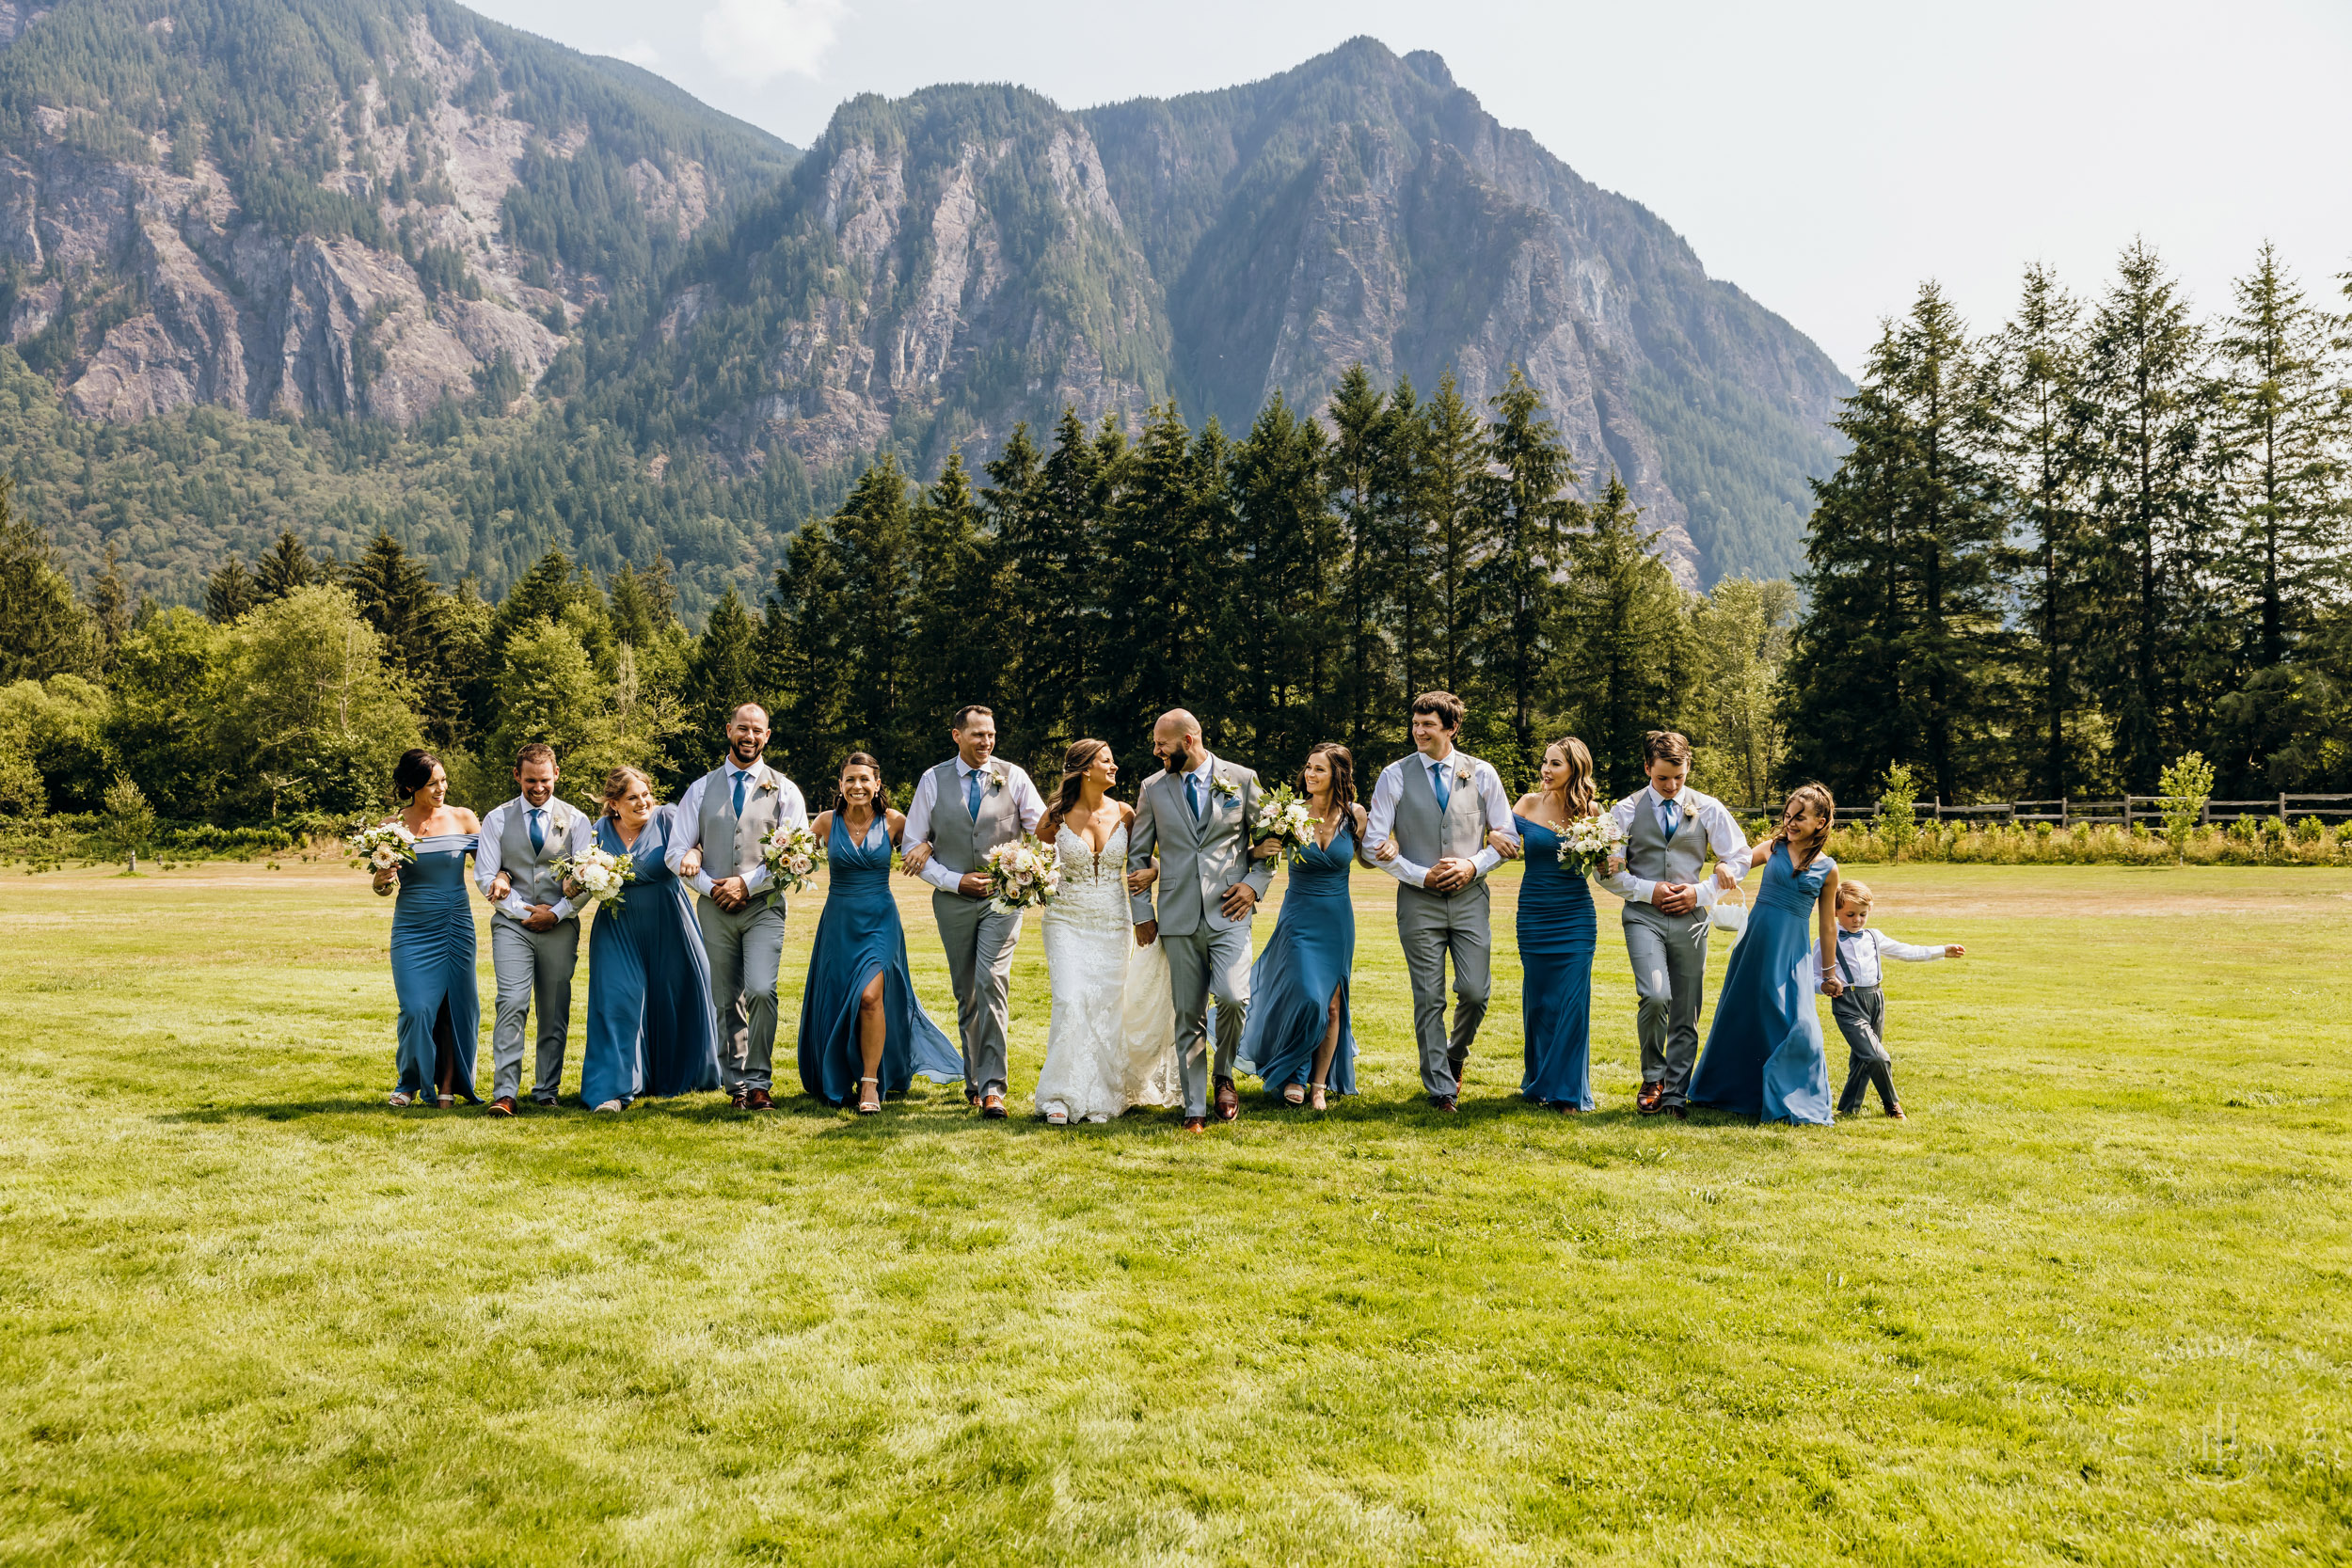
[1514,813,1597,1110]
[1236,818,1359,1096]
[1688,842,1836,1125]
[389,831,482,1102]
[581,807,723,1107]
[796,813,962,1106]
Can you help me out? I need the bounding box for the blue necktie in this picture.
[1661,798,1681,840]
[1431,762,1451,813]
[1186,772,1201,820]
[528,807,545,853]
[731,769,748,816]
[965,768,982,819]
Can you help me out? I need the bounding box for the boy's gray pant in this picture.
[1164,924,1250,1118]
[934,891,1020,1096]
[1398,884,1490,1099]
[489,917,580,1101]
[1622,902,1708,1106]
[1832,985,1898,1113]
[698,898,787,1094]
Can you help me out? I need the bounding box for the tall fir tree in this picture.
[908,452,1002,753]
[0,482,91,683]
[1324,363,1399,757]
[1557,475,1689,798]
[204,559,258,625]
[253,531,319,602]
[1473,368,1581,783]
[825,455,924,789]
[1225,393,1334,770]
[1417,372,1486,702]
[684,587,764,771]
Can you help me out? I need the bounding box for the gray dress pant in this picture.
[488,916,580,1102]
[1163,924,1251,1118]
[1398,884,1490,1099]
[934,890,1021,1096]
[698,897,787,1093]
[1623,901,1708,1106]
[1832,985,1899,1113]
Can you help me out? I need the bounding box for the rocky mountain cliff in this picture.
[0,0,793,426]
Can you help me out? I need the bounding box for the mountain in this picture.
[0,0,795,427]
[628,39,1849,584]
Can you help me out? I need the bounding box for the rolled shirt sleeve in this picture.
[1470,760,1518,878]
[1363,764,1429,888]
[667,773,718,896]
[905,766,970,893]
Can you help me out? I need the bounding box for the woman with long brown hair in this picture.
[580,766,722,1112]
[1235,742,1372,1110]
[1508,736,1603,1111]
[375,749,485,1109]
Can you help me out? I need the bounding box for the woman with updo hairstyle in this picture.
[1234,742,1371,1110]
[1505,736,1604,1112]
[376,749,485,1108]
[579,765,723,1112]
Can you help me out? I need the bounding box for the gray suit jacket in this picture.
[1126,754,1275,936]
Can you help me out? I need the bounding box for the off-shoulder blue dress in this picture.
[389,831,482,1101]
[581,807,723,1107]
[795,813,961,1105]
[1513,814,1596,1110]
[1688,843,1836,1125]
[1236,819,1359,1096]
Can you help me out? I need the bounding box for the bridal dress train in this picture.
[1033,822,1182,1122]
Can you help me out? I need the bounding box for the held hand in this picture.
[1486,830,1521,862]
[1714,863,1743,893]
[1220,883,1258,920]
[372,869,398,896]
[713,876,749,911]
[562,877,584,901]
[1654,882,1698,916]
[1134,920,1158,948]
[1252,836,1285,861]
[677,847,702,879]
[1946,943,1966,958]
[1605,854,1626,876]
[524,905,558,933]
[489,873,512,901]
[901,842,932,875]
[1374,838,1400,863]
[1821,974,1845,998]
[1428,858,1474,894]
[1125,864,1158,894]
[958,872,989,899]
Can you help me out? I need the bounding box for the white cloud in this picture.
[698,0,846,87]
[612,39,660,67]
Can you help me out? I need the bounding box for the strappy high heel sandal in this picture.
[1308,1083,1327,1112]
[856,1076,881,1115]
[387,1091,414,1108]
[1282,1084,1306,1107]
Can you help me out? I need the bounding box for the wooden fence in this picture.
[1723,795,2352,828]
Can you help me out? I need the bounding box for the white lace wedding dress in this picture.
[1033,822,1181,1122]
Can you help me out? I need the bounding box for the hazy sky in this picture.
[465,0,2352,377]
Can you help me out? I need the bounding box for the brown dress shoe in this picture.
[1669,1103,1688,1120]
[747,1088,773,1111]
[1637,1081,1665,1115]
[1182,1117,1207,1133]
[1216,1077,1240,1121]
[488,1096,516,1117]
[981,1092,1007,1119]
[1428,1094,1457,1113]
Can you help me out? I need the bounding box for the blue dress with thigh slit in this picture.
[1513,814,1597,1110]
[795,813,961,1105]
[389,832,482,1101]
[1688,842,1836,1125]
[581,807,722,1107]
[1235,818,1359,1095]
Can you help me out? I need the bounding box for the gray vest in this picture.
[495,798,573,911]
[1392,752,1492,889]
[924,759,1020,875]
[698,764,783,878]
[1624,791,1709,884]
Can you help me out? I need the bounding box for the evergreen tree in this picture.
[0,483,90,683]
[685,587,765,769]
[1381,377,1430,726]
[1225,394,1334,768]
[1104,403,1215,741]
[253,531,319,601]
[1417,372,1486,702]
[764,531,847,788]
[1474,368,1581,783]
[2081,243,2217,790]
[1324,363,1397,756]
[608,556,682,650]
[979,424,1051,771]
[825,456,923,787]
[1687,578,1799,809]
[908,452,1001,751]
[1557,475,1688,798]
[204,559,258,624]
[347,531,468,750]
[88,541,131,666]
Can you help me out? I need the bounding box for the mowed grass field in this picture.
[2,858,2349,1565]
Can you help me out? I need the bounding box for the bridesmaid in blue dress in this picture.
[580,766,723,1112]
[797,753,962,1113]
[372,750,484,1109]
[1506,736,1602,1112]
[1237,743,1369,1110]
[1688,783,1843,1126]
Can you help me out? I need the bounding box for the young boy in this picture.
[1830,879,1964,1119]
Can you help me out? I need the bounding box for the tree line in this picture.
[1788,242,2352,805]
[0,367,1798,826]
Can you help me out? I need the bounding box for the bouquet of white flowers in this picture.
[760,821,822,904]
[979,835,1061,913]
[348,820,418,880]
[1552,812,1627,877]
[556,845,636,908]
[1250,784,1316,864]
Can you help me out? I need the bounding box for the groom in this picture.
[474,742,593,1115]
[667,704,807,1111]
[1367,691,1518,1110]
[1129,708,1272,1132]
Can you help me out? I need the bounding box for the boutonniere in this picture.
[1211,774,1239,802]
[985,766,1006,793]
[756,774,779,795]
[1454,766,1472,788]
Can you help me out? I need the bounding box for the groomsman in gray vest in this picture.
[474,742,594,1116]
[666,704,807,1110]
[1128,709,1274,1131]
[1366,691,1519,1110]
[900,705,1044,1118]
[1601,730,1748,1117]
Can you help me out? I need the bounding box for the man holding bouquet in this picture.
[667,705,806,1110]
[901,705,1044,1117]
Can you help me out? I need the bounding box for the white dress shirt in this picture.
[1599,784,1749,907]
[901,756,1046,891]
[1833,927,1948,988]
[1363,750,1519,889]
[474,798,592,921]
[667,761,808,897]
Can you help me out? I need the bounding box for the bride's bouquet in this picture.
[980,835,1061,913]
[1250,784,1316,864]
[759,821,822,905]
[348,820,417,879]
[1552,812,1627,876]
[555,845,636,908]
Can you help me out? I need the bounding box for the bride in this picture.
[1033,739,1181,1125]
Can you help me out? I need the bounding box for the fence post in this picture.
[1934,797,1943,822]
[2060,797,2070,827]
[2123,797,2134,831]
[2280,793,2289,823]
[2201,800,2210,826]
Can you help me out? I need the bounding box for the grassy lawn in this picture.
[2,858,2347,1564]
